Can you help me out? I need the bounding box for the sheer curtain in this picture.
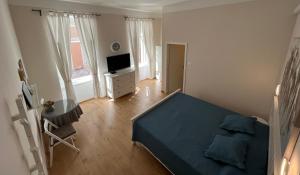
[141,20,155,79]
[47,12,77,102]
[126,18,141,82]
[126,18,155,82]
[74,14,105,97]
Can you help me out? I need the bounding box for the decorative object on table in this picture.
[111,41,121,52]
[43,100,55,112]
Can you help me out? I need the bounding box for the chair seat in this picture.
[52,124,76,140]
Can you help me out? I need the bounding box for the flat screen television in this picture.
[107,53,130,73]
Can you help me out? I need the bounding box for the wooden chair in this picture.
[43,119,80,167]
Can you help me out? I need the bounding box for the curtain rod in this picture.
[124,16,154,20]
[32,9,101,17]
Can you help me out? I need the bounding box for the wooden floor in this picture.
[49,79,170,175]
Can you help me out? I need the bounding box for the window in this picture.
[69,16,91,79]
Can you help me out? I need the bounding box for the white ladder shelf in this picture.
[11,94,45,175]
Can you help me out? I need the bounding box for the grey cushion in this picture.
[220,115,257,135]
[52,124,76,140]
[204,135,248,169]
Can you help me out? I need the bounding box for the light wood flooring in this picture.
[49,79,170,175]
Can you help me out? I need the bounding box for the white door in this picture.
[167,44,185,93]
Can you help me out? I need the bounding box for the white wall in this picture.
[10,5,62,101]
[153,18,162,46]
[0,0,30,174]
[154,19,163,80]
[97,13,130,68]
[162,0,299,119]
[9,1,162,101]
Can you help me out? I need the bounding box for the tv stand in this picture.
[104,68,136,99]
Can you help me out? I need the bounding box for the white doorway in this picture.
[166,43,187,93]
[156,46,162,80]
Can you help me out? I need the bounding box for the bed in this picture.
[131,91,269,175]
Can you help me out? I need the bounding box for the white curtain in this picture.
[47,12,77,102]
[74,15,105,97]
[141,20,155,79]
[126,19,141,82]
[126,18,155,82]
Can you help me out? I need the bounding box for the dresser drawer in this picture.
[115,82,135,95]
[113,81,134,90]
[113,84,135,95]
[105,69,135,99]
[113,74,134,84]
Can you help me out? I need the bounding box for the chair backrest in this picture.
[43,119,77,148]
[43,119,61,141]
[43,120,57,133]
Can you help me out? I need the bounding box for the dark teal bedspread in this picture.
[132,93,269,175]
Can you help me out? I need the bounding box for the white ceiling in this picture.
[8,0,256,14]
[52,0,192,12]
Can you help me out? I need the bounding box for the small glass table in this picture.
[41,99,83,128]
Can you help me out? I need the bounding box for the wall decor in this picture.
[111,41,121,52]
[279,43,300,154]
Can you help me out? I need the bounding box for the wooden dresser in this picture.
[104,68,136,99]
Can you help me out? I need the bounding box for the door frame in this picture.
[166,42,188,94]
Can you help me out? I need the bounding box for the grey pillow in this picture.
[220,115,257,135]
[204,135,248,169]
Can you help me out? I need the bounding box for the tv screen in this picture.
[107,53,130,73]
